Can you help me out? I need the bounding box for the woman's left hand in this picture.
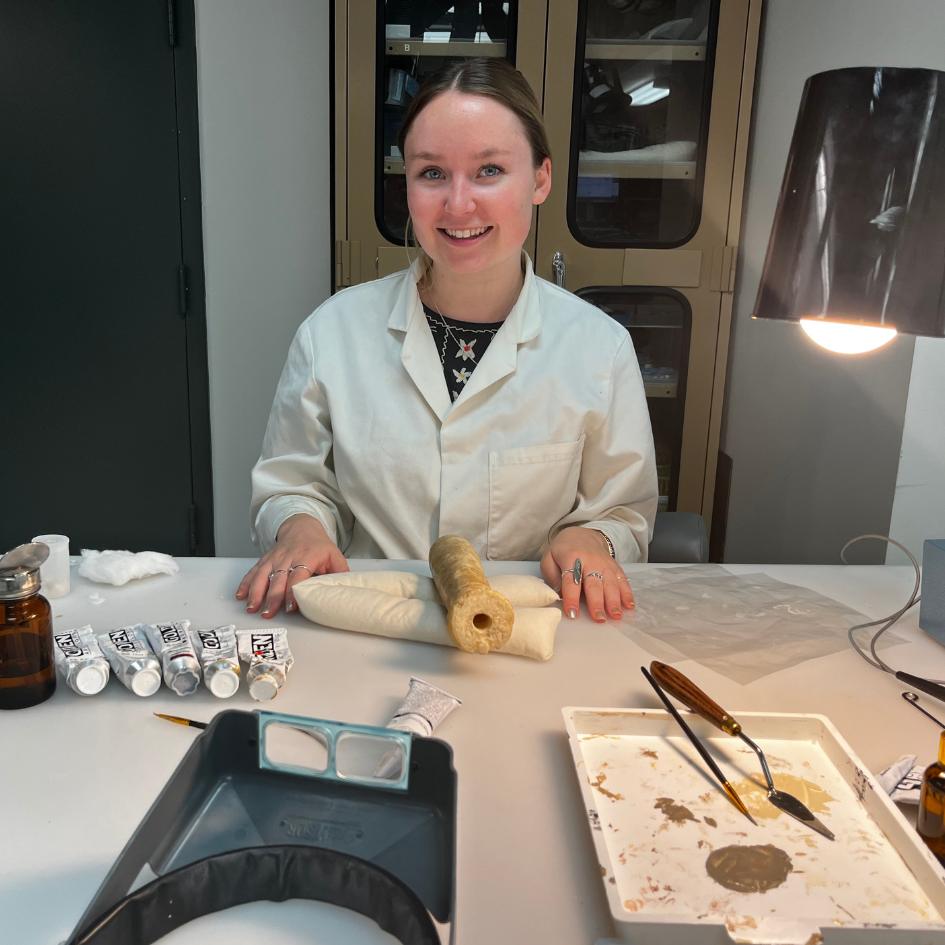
[541,526,634,622]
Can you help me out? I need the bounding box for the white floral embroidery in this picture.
[452,366,472,385]
[456,338,477,361]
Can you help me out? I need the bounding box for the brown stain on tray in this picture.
[729,774,834,820]
[589,771,624,802]
[654,797,697,824]
[705,844,793,894]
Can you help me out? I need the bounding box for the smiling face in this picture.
[404,90,551,287]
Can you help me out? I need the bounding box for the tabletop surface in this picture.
[3,557,943,945]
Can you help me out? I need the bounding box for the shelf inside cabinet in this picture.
[644,381,678,399]
[584,41,705,62]
[578,157,696,179]
[385,158,406,175]
[385,39,506,58]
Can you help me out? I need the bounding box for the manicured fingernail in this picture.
[612,610,622,618]
[568,608,576,619]
[595,610,605,620]
[262,610,270,617]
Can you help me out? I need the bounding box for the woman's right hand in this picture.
[236,514,349,618]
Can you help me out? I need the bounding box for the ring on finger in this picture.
[268,568,289,581]
[585,570,604,580]
[290,564,314,576]
[560,558,583,585]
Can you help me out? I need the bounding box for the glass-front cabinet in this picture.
[334,0,761,531]
[378,2,519,243]
[572,0,716,247]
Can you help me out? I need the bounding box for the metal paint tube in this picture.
[53,625,110,696]
[374,677,462,778]
[144,621,201,696]
[98,626,162,697]
[192,625,240,698]
[237,628,293,701]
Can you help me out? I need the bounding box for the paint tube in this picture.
[144,621,201,696]
[52,625,110,696]
[374,677,462,779]
[237,628,293,701]
[192,625,240,698]
[98,625,162,697]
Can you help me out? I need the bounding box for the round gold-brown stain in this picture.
[729,774,834,821]
[705,844,793,893]
[654,797,696,824]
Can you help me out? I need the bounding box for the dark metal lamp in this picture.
[753,67,945,354]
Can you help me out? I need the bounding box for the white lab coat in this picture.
[251,257,658,562]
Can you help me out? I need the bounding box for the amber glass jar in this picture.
[0,565,56,710]
[917,731,945,864]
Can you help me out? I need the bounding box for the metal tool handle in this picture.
[551,250,565,287]
[650,661,742,736]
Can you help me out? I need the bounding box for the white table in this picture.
[3,559,942,945]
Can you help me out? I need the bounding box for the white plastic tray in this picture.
[563,707,945,945]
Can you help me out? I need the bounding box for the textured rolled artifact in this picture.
[428,535,514,654]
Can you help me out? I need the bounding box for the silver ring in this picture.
[290,564,314,575]
[268,568,289,581]
[560,558,583,585]
[585,570,604,580]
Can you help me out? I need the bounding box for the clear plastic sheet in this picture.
[623,566,906,684]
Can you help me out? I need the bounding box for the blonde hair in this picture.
[398,58,551,288]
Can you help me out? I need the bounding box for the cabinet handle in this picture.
[552,251,566,288]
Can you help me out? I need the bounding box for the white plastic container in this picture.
[563,707,945,945]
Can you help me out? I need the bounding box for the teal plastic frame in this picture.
[258,711,413,792]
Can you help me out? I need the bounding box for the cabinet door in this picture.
[339,0,548,287]
[536,0,754,517]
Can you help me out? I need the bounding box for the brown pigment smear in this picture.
[729,774,834,820]
[640,748,658,759]
[705,844,793,893]
[590,772,624,801]
[654,797,697,824]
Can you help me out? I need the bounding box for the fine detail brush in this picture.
[154,713,208,730]
[641,665,756,826]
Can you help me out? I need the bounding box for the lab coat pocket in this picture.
[487,436,585,560]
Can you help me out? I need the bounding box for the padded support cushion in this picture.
[294,571,562,661]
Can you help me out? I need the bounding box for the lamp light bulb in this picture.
[799,319,897,354]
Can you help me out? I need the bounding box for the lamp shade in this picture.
[754,67,945,338]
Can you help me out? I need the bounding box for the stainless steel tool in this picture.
[650,661,835,841]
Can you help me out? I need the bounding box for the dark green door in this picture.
[1,0,213,555]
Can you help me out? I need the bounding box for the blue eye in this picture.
[420,167,444,180]
[480,164,503,178]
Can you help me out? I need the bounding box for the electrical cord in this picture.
[840,534,945,703]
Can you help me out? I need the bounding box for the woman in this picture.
[238,59,658,623]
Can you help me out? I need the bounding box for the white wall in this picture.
[721,0,945,564]
[887,339,945,564]
[195,0,332,555]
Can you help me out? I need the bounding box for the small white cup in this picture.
[32,534,71,598]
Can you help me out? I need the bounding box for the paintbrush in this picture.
[154,712,208,730]
[640,666,756,826]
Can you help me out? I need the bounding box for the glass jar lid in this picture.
[0,542,49,600]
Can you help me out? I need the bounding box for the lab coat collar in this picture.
[388,256,543,421]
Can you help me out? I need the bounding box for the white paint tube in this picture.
[374,677,462,779]
[98,625,162,697]
[144,621,201,696]
[52,625,110,696]
[192,625,240,698]
[237,628,293,701]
